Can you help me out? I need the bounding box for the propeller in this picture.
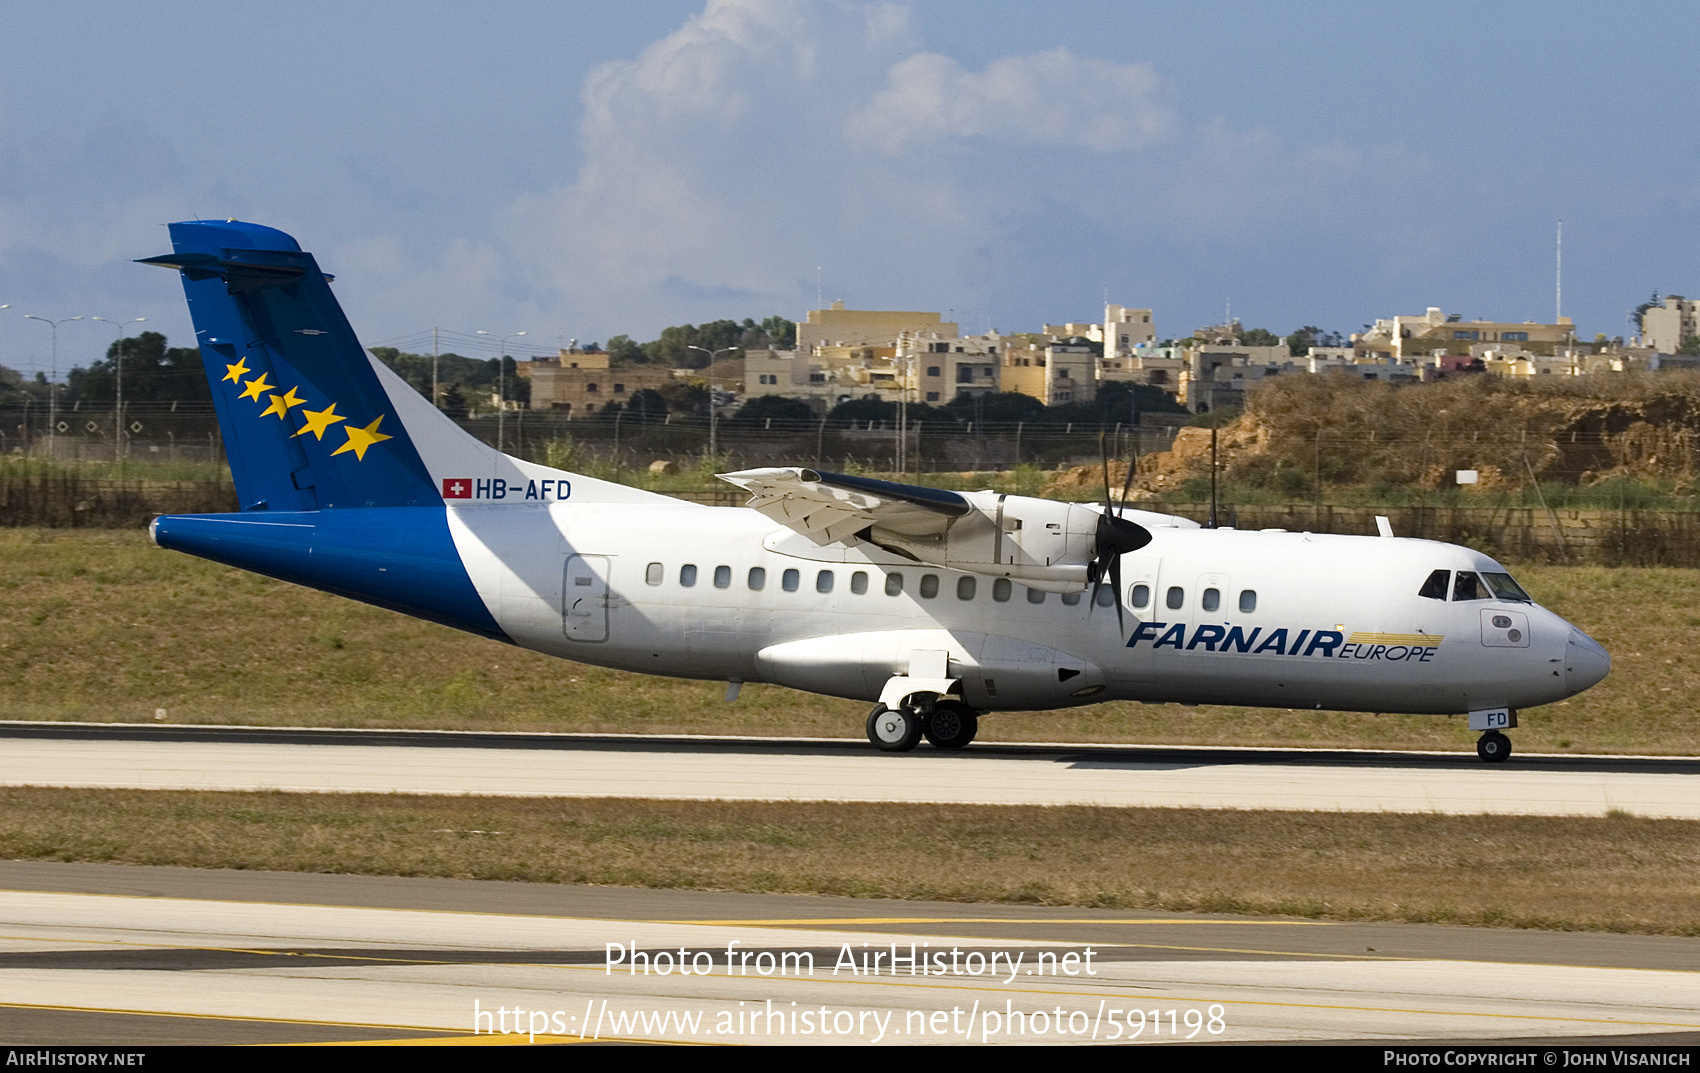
[1087,433,1153,632]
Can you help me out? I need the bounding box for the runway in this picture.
[2,862,1697,1046]
[2,722,1697,817]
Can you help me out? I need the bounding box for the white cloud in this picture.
[847,48,1172,156]
[494,0,1431,342]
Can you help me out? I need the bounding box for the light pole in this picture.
[686,345,737,463]
[24,315,82,456]
[476,331,526,452]
[91,317,147,461]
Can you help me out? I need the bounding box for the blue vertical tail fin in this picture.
[141,220,438,511]
[143,219,668,510]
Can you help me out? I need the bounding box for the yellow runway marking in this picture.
[661,917,1337,927]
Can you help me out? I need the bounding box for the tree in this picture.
[731,394,814,426]
[1633,291,1662,331]
[606,335,646,365]
[827,396,897,426]
[440,385,469,421]
[658,378,708,415]
[625,388,668,420]
[1241,327,1281,347]
[942,391,1046,425]
[761,315,797,349]
[65,331,209,404]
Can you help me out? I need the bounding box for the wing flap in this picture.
[721,467,967,545]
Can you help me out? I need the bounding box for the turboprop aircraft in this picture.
[140,220,1610,762]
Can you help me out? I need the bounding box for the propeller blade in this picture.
[1109,548,1125,633]
[1117,446,1138,518]
[1099,432,1113,515]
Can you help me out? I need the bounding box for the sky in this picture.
[1,1,1696,378]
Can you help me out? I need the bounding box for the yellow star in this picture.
[239,374,274,402]
[260,386,308,420]
[222,358,251,384]
[293,402,346,440]
[330,415,392,461]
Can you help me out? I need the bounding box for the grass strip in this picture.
[1,529,1696,754]
[2,788,1697,935]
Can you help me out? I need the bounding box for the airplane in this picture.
[139,220,1611,763]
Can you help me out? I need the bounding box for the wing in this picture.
[719,467,971,546]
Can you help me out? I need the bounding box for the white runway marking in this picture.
[1,737,1695,817]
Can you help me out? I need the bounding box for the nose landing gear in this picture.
[1476,730,1512,763]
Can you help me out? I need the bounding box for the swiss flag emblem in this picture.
[442,478,472,499]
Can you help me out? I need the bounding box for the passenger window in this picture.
[1202,588,1220,613]
[1095,585,1115,607]
[816,570,834,593]
[1418,569,1450,600]
[851,571,868,594]
[1061,591,1082,606]
[645,562,663,586]
[957,576,976,600]
[885,572,903,595]
[1131,584,1150,609]
[680,564,697,587]
[993,578,1012,602]
[1239,589,1257,613]
[713,565,731,588]
[919,574,939,598]
[1027,587,1046,604]
[747,567,766,590]
[1166,586,1184,610]
[782,568,799,592]
[1453,571,1487,601]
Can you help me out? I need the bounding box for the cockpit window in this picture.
[1452,571,1488,601]
[1481,572,1532,603]
[1418,569,1450,600]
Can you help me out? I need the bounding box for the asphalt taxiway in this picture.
[3,724,1696,1046]
[1,722,1696,817]
[1,862,1696,1047]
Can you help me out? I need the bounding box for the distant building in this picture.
[901,332,1001,404]
[1000,335,1097,406]
[520,350,672,415]
[794,300,958,351]
[1640,296,1698,354]
[1355,307,1576,360]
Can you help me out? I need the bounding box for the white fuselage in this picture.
[441,498,1600,718]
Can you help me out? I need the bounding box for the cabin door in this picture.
[562,554,610,643]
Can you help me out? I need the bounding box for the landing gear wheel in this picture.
[1476,730,1512,763]
[923,702,979,750]
[867,705,923,752]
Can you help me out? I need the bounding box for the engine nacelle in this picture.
[865,493,1098,593]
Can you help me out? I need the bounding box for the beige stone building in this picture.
[1000,336,1097,406]
[519,350,672,415]
[795,301,958,351]
[1641,296,1698,353]
[901,332,1002,404]
[1355,307,1576,360]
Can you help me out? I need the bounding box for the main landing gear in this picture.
[1476,730,1513,763]
[866,699,980,752]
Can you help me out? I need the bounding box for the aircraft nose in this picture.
[1565,627,1611,695]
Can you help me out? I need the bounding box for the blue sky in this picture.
[1,1,1695,376]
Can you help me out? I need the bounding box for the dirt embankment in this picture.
[1049,374,1700,497]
